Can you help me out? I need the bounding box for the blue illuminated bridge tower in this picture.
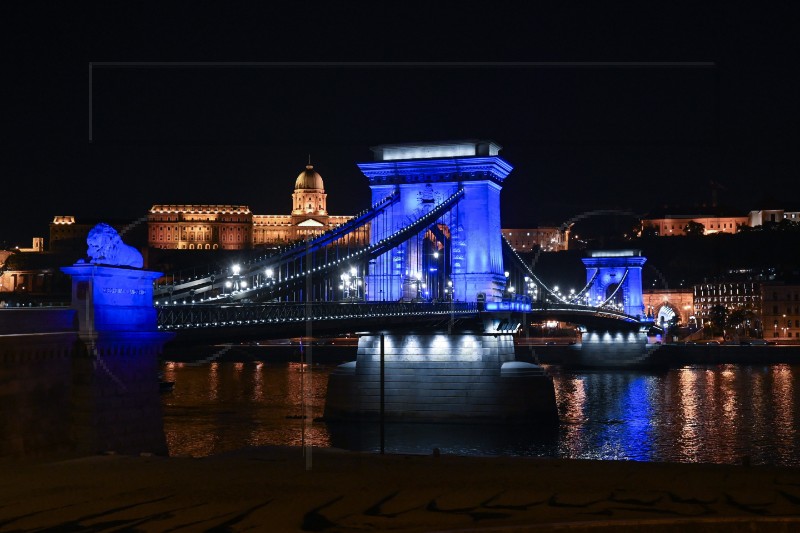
[581,250,647,318]
[358,140,512,303]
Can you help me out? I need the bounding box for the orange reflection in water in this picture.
[716,364,740,464]
[208,362,219,402]
[163,361,333,457]
[677,367,701,462]
[252,362,264,402]
[551,371,587,457]
[771,364,795,460]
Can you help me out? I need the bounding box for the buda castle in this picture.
[50,163,369,253]
[147,162,368,250]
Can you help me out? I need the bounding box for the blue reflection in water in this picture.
[558,372,658,462]
[616,375,655,461]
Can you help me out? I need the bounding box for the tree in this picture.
[684,220,705,236]
[728,309,746,338]
[708,304,728,337]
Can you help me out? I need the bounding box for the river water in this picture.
[160,360,800,467]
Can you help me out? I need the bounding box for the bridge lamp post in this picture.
[524,277,537,302]
[414,271,422,301]
[339,272,350,300]
[230,264,242,292]
[432,251,440,299]
[447,279,455,333]
[349,266,362,301]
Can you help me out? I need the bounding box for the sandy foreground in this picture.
[2,447,800,532]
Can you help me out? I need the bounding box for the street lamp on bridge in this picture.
[227,264,244,294]
[524,276,538,303]
[339,266,363,301]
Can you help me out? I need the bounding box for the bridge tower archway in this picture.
[654,302,679,328]
[358,140,513,303]
[581,250,647,318]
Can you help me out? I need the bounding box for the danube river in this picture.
[160,357,800,467]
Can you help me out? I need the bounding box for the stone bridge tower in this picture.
[358,140,513,303]
[581,250,647,318]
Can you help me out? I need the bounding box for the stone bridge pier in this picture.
[324,311,559,424]
[567,326,660,368]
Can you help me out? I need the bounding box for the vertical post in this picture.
[304,237,313,470]
[448,279,454,334]
[380,332,385,455]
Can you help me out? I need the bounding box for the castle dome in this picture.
[295,164,324,190]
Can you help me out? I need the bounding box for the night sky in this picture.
[3,2,798,247]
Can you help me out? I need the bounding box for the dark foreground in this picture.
[2,447,800,532]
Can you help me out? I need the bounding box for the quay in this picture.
[2,446,800,532]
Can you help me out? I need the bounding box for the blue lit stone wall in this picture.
[455,181,506,302]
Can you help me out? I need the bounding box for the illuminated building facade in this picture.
[147,163,368,250]
[748,209,800,226]
[761,283,800,341]
[0,250,70,301]
[502,227,570,252]
[643,212,748,236]
[693,280,762,336]
[642,207,800,236]
[50,216,94,249]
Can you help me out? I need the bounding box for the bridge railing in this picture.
[157,300,479,329]
[530,301,648,324]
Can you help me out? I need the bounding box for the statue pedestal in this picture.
[60,263,173,456]
[60,264,163,333]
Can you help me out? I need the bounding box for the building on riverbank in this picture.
[761,282,800,342]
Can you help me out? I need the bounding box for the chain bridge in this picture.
[152,140,656,345]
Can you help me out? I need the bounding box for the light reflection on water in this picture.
[161,361,800,466]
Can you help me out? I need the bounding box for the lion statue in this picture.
[82,223,144,268]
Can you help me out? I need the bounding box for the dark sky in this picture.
[3,2,799,247]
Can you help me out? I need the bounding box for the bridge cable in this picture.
[156,190,400,300]
[223,188,466,303]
